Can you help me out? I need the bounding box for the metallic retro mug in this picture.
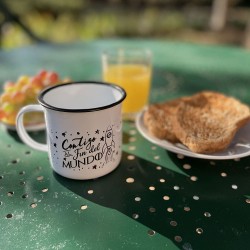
[16,81,126,180]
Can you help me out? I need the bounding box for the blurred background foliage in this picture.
[1,0,250,49]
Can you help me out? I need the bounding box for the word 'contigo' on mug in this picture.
[16,81,126,180]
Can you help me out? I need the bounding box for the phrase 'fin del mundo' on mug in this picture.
[16,81,126,180]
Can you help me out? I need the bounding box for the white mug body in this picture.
[45,104,122,179]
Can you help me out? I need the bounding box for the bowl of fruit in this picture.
[0,70,69,131]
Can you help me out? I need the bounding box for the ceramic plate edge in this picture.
[1,121,46,132]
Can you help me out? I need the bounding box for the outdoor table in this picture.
[0,39,250,250]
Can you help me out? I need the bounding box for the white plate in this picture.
[136,110,250,160]
[2,121,46,132]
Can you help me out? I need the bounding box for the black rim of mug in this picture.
[38,81,127,113]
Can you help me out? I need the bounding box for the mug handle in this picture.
[16,104,48,152]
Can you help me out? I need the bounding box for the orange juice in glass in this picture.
[102,49,152,120]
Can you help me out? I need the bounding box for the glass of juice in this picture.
[102,48,152,120]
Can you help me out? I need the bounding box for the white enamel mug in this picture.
[16,81,126,180]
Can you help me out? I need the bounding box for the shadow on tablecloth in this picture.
[54,150,250,250]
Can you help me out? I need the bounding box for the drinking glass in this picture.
[102,48,152,120]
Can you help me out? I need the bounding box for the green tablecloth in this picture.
[0,39,250,250]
